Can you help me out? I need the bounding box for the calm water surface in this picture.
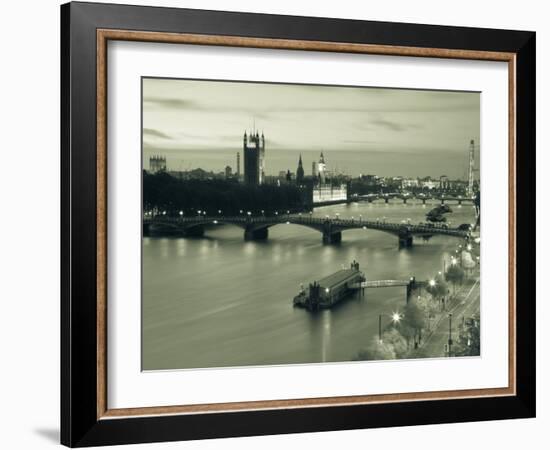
[142,200,476,370]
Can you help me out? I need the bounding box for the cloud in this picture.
[342,139,379,145]
[143,128,172,139]
[370,118,410,132]
[143,97,198,109]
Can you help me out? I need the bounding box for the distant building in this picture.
[187,168,209,180]
[402,178,419,188]
[448,179,468,194]
[236,152,240,177]
[296,154,305,184]
[311,152,329,183]
[317,152,327,184]
[440,175,449,190]
[419,177,438,190]
[392,176,404,189]
[225,165,232,178]
[312,184,348,203]
[149,155,166,173]
[360,174,381,186]
[243,130,265,185]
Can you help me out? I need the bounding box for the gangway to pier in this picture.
[350,280,412,289]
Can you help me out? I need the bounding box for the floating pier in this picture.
[294,262,424,311]
[293,261,365,311]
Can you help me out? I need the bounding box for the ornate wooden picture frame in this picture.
[61,2,535,447]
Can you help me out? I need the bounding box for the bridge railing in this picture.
[145,214,469,237]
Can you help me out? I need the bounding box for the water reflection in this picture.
[142,201,476,370]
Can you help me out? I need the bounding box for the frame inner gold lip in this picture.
[96,28,517,420]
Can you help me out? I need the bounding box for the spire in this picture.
[296,153,305,183]
[320,151,325,163]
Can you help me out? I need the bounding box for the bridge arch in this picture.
[145,216,468,247]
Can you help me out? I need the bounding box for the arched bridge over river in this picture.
[144,215,469,247]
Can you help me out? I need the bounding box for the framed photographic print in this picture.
[61,2,536,447]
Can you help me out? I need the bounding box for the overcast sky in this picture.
[142,77,480,179]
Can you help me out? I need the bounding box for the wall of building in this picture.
[312,184,348,203]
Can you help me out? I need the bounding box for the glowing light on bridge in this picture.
[429,279,436,287]
[391,312,402,323]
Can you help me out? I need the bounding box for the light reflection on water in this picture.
[142,201,476,370]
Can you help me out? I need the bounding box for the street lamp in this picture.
[429,279,436,287]
[379,312,402,343]
[447,313,454,355]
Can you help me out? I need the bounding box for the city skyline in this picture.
[142,78,480,179]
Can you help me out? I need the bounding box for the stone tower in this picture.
[317,152,326,184]
[243,129,265,185]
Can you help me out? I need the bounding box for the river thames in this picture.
[142,200,477,370]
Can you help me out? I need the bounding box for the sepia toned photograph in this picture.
[141,77,481,371]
